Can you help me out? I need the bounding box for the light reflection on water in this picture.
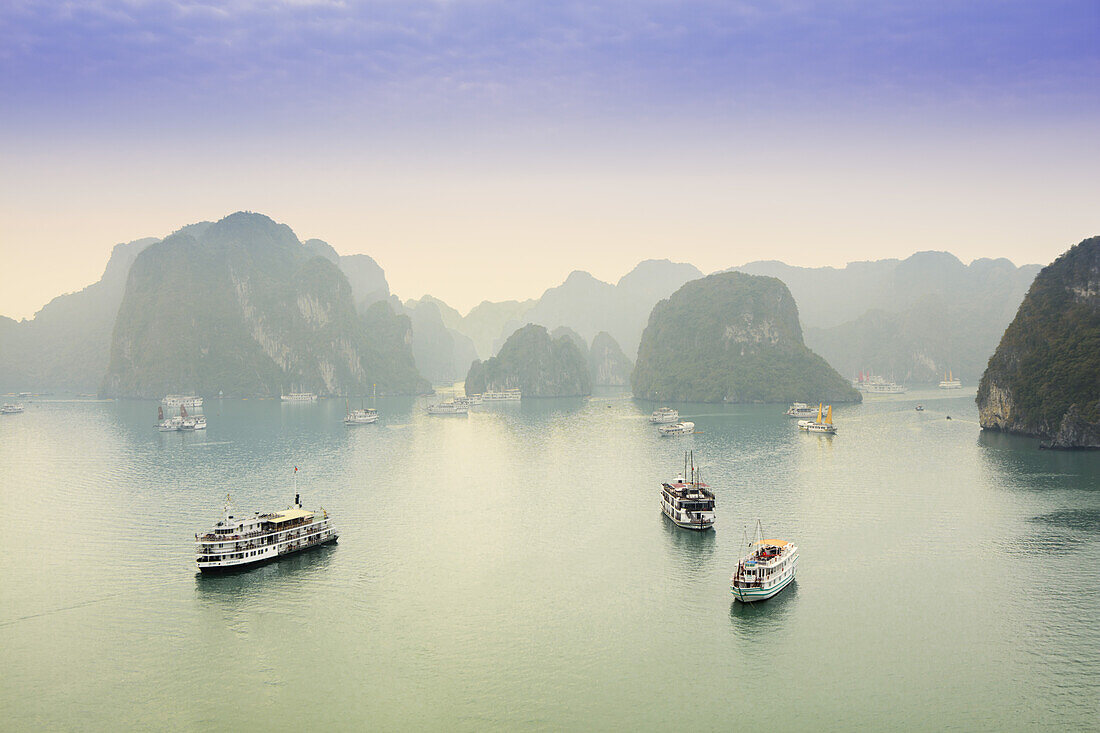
[0,391,1097,729]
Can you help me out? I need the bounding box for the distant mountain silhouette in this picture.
[494,259,702,359]
[733,252,1040,383]
[0,236,158,392]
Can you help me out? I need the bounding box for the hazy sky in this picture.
[1,0,1097,319]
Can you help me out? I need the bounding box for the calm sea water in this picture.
[1,390,1098,730]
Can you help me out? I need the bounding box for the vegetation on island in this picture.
[977,236,1100,447]
[632,271,860,404]
[465,323,591,397]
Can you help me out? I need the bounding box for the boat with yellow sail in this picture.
[797,403,837,434]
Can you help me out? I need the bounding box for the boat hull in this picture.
[197,535,338,574]
[661,506,714,531]
[731,571,795,602]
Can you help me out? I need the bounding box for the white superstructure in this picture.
[938,371,962,389]
[657,421,695,436]
[281,392,318,402]
[480,389,522,401]
[195,494,337,573]
[660,451,715,530]
[163,394,203,408]
[785,402,817,418]
[852,373,907,394]
[731,531,799,603]
[345,407,379,425]
[427,400,468,415]
[649,407,679,424]
[1,403,25,414]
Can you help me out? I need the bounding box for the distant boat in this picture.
[915,404,924,411]
[938,370,962,389]
[481,389,521,402]
[1,403,25,415]
[427,400,468,415]
[798,404,837,434]
[282,392,318,402]
[657,421,695,436]
[785,402,817,418]
[731,522,799,603]
[660,450,715,530]
[852,372,907,394]
[345,407,379,425]
[650,406,679,424]
[180,404,206,430]
[163,394,203,408]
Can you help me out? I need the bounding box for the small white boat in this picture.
[649,407,679,424]
[853,373,907,394]
[155,405,180,431]
[785,402,817,418]
[938,370,962,389]
[657,421,695,436]
[1,403,25,415]
[797,404,837,435]
[194,493,338,573]
[660,451,715,530]
[163,394,203,408]
[915,404,924,412]
[481,389,522,402]
[731,523,798,603]
[282,392,318,402]
[427,400,468,415]
[179,405,205,430]
[345,407,379,425]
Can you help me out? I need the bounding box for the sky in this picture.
[1,0,1098,319]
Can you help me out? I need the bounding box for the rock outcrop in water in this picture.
[101,212,428,398]
[632,271,860,403]
[977,236,1100,448]
[465,323,591,397]
[588,331,632,386]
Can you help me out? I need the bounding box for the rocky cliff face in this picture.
[977,236,1100,448]
[101,212,427,398]
[632,271,860,403]
[465,323,591,397]
[589,331,632,386]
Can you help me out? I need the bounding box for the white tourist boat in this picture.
[163,394,203,408]
[155,405,182,431]
[649,406,679,424]
[731,525,799,603]
[427,400,468,415]
[660,451,715,530]
[785,402,817,418]
[798,404,837,434]
[481,389,522,401]
[195,493,338,573]
[179,405,205,430]
[1,403,25,414]
[345,407,379,425]
[938,371,962,389]
[461,394,483,405]
[657,421,695,436]
[281,392,318,402]
[853,372,907,394]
